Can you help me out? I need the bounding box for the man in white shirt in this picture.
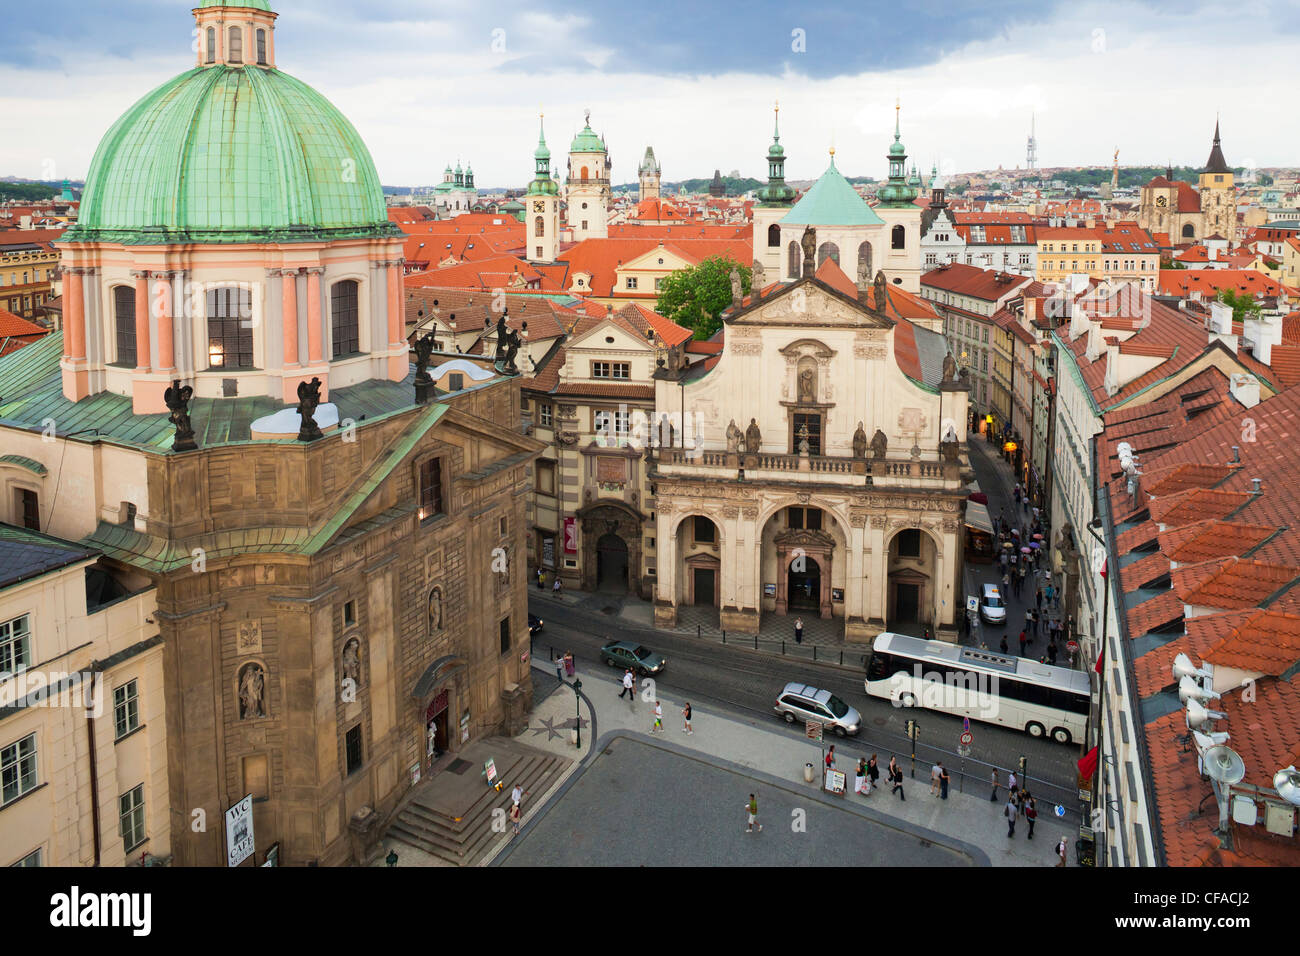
[511,784,524,808]
[618,668,635,701]
[930,763,942,796]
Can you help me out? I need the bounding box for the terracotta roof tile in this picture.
[1162,520,1278,565]
[1132,616,1231,698]
[1123,551,1172,589]
[1148,488,1255,528]
[1174,556,1300,611]
[1158,269,1293,298]
[1202,608,1300,675]
[920,262,1031,301]
[1125,588,1185,638]
[1116,520,1160,555]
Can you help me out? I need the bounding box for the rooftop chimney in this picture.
[1252,478,1262,494]
[1230,445,1240,464]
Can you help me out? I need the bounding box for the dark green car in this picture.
[600,641,666,676]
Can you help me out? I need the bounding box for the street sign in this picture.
[824,769,846,795]
[805,720,823,741]
[225,794,254,868]
[960,731,973,746]
[966,595,979,613]
[957,744,971,757]
[962,717,971,732]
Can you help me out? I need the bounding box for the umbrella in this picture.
[1028,542,1042,550]
[1032,533,1044,540]
[968,492,989,505]
[1003,542,1014,549]
[1021,547,1032,554]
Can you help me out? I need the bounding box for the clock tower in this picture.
[1198,120,1237,240]
[526,113,560,264]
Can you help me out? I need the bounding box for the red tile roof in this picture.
[1148,488,1255,528]
[1202,608,1300,675]
[1162,520,1277,565]
[1158,269,1294,299]
[920,262,1030,301]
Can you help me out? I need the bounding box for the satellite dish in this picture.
[1202,745,1246,785]
[1274,766,1300,807]
[1172,653,1210,680]
[1178,675,1221,704]
[1186,699,1227,729]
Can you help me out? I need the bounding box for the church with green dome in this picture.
[58,0,408,413]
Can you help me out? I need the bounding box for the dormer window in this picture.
[228,26,243,63]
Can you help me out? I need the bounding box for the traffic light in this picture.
[905,719,917,739]
[1018,754,1027,774]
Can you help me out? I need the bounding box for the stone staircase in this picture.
[386,738,570,866]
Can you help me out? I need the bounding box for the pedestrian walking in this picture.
[619,668,635,700]
[939,763,950,800]
[536,567,545,590]
[1025,610,1035,638]
[930,761,942,796]
[745,794,763,833]
[855,758,868,795]
[1005,795,1019,837]
[1045,583,1055,607]
[1036,588,1043,611]
[990,768,999,801]
[1056,836,1068,866]
[1018,629,1028,656]
[1008,770,1018,794]
[999,635,1009,654]
[652,700,663,733]
[552,576,562,597]
[1025,795,1038,839]
[1047,642,1058,665]
[1002,571,1010,591]
[511,783,525,809]
[553,655,565,682]
[509,801,521,836]
[867,754,880,796]
[794,617,804,644]
[682,701,693,735]
[889,757,905,800]
[825,745,836,770]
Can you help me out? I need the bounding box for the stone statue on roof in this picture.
[853,422,868,458]
[164,379,197,452]
[871,428,888,460]
[942,352,957,383]
[751,258,765,292]
[413,331,436,383]
[745,418,762,455]
[726,419,742,454]
[874,270,888,314]
[800,226,817,270]
[297,377,324,442]
[856,256,871,292]
[730,268,743,309]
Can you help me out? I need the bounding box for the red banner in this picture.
[564,517,578,554]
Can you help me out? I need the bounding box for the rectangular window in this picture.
[113,680,140,740]
[419,458,444,520]
[499,516,508,536]
[805,508,822,531]
[2,734,38,806]
[345,725,363,776]
[793,412,822,455]
[592,362,630,379]
[344,600,356,626]
[539,404,553,427]
[925,254,937,266]
[0,614,31,673]
[536,460,556,496]
[119,784,146,853]
[694,515,715,543]
[256,28,267,64]
[654,278,664,291]
[207,287,254,369]
[500,617,511,655]
[626,277,638,290]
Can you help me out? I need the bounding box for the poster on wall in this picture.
[542,534,555,568]
[596,456,627,483]
[564,517,578,554]
[225,794,255,867]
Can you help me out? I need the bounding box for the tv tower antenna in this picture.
[1026,113,1038,172]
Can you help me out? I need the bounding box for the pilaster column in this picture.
[306,267,324,364]
[281,268,300,369]
[65,267,86,361]
[386,260,404,349]
[131,271,152,372]
[153,274,175,373]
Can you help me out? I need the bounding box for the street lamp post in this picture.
[573,678,583,748]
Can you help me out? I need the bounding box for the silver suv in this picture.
[774,682,861,736]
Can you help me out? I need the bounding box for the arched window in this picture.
[787,241,800,279]
[857,241,873,279]
[207,286,253,369]
[816,241,840,267]
[580,165,589,182]
[228,26,242,63]
[891,225,906,250]
[767,224,781,248]
[330,280,360,358]
[256,29,267,64]
[113,285,136,367]
[534,215,545,238]
[1182,223,1195,239]
[206,27,216,63]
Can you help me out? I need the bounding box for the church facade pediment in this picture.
[728,279,893,331]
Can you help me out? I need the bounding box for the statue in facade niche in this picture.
[853,422,868,458]
[342,639,361,689]
[428,587,443,633]
[238,663,266,719]
[798,367,816,403]
[726,419,742,453]
[871,428,888,460]
[745,418,762,455]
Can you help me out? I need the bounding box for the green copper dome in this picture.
[198,0,273,9]
[779,157,882,226]
[65,66,398,244]
[569,117,606,154]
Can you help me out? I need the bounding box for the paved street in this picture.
[498,736,978,867]
[532,597,1083,814]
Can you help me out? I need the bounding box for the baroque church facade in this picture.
[1138,122,1238,242]
[650,251,971,643]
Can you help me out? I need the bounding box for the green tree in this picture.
[655,255,751,340]
[1217,288,1261,322]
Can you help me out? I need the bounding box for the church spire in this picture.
[1203,118,1230,174]
[757,101,794,206]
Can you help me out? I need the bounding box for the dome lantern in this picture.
[194,1,279,70]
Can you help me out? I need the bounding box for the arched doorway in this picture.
[786,553,822,611]
[676,514,721,607]
[596,533,629,591]
[886,527,938,634]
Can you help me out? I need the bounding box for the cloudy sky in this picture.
[2,0,1296,190]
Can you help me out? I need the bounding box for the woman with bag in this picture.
[855,758,868,796]
[1024,794,1038,839]
[867,754,880,797]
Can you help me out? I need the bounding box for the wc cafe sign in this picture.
[225,794,255,867]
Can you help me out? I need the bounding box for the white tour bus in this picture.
[864,632,1091,744]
